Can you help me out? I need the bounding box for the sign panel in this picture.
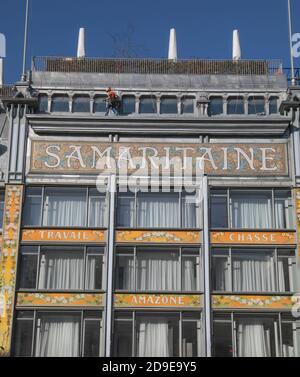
[213,295,297,310]
[29,141,288,177]
[22,229,106,243]
[211,231,296,245]
[114,294,202,308]
[116,231,201,244]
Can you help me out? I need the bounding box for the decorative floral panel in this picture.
[116,231,201,244]
[0,185,23,356]
[16,293,104,308]
[211,231,296,245]
[212,295,298,310]
[22,229,106,243]
[114,294,202,308]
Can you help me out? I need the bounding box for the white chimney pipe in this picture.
[232,29,241,61]
[0,33,6,86]
[77,27,86,58]
[0,59,3,86]
[168,28,177,60]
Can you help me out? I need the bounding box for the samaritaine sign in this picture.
[29,141,288,176]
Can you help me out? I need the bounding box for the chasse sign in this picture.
[30,141,288,176]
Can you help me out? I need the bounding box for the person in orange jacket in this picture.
[105,87,120,116]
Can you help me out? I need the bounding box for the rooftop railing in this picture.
[0,85,16,98]
[32,57,283,76]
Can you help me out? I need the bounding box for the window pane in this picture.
[209,97,223,115]
[181,96,194,114]
[35,313,81,357]
[182,193,199,228]
[38,95,48,113]
[19,247,38,289]
[269,97,278,114]
[23,188,42,226]
[86,249,103,290]
[73,96,90,113]
[136,251,180,291]
[160,97,177,114]
[213,321,233,357]
[211,195,228,228]
[117,194,135,227]
[89,191,106,227]
[275,190,293,229]
[182,321,200,357]
[212,255,230,291]
[137,193,180,228]
[51,95,69,112]
[115,255,135,290]
[93,96,106,113]
[278,255,294,293]
[281,322,296,357]
[182,256,198,291]
[38,247,84,290]
[231,191,272,229]
[248,97,265,114]
[14,313,34,357]
[84,319,101,357]
[0,192,4,229]
[136,314,179,357]
[44,188,86,227]
[113,320,133,357]
[139,96,157,114]
[122,96,135,115]
[227,97,244,114]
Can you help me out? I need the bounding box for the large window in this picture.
[227,96,244,115]
[139,96,157,114]
[115,247,202,292]
[121,95,135,115]
[0,191,4,229]
[38,94,48,113]
[213,313,298,357]
[73,95,90,113]
[14,311,103,357]
[93,95,106,113]
[181,96,194,114]
[269,96,279,114]
[210,189,293,229]
[51,95,69,112]
[248,96,265,115]
[117,190,201,229]
[209,97,223,116]
[212,248,296,293]
[22,187,107,228]
[18,246,105,291]
[160,96,178,114]
[113,311,203,357]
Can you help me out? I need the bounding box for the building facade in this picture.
[0,57,300,357]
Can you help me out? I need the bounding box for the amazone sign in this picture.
[29,141,288,176]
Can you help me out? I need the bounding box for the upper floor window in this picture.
[51,95,69,112]
[139,96,157,114]
[209,96,223,116]
[0,191,4,229]
[227,96,244,115]
[117,190,201,229]
[248,96,265,114]
[212,248,296,293]
[73,95,90,113]
[181,96,194,114]
[160,96,178,114]
[18,245,105,291]
[93,95,106,113]
[22,187,107,228]
[115,247,202,292]
[121,95,135,115]
[14,310,103,357]
[38,94,48,113]
[210,189,293,229]
[269,96,279,114]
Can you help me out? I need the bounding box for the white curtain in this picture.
[85,255,101,290]
[117,195,135,227]
[237,320,271,357]
[44,190,86,227]
[182,195,199,228]
[89,196,106,227]
[233,253,276,292]
[38,251,84,290]
[137,252,180,290]
[35,315,80,357]
[278,258,293,292]
[214,257,230,291]
[182,257,198,291]
[138,320,170,357]
[138,194,179,228]
[117,257,135,290]
[232,193,272,228]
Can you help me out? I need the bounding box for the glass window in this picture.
[115,248,135,291]
[18,246,38,289]
[73,96,90,113]
[22,187,43,227]
[13,311,34,357]
[269,97,278,114]
[113,314,133,357]
[210,190,228,228]
[248,97,265,114]
[213,314,233,357]
[0,191,4,229]
[83,313,102,357]
[209,97,223,115]
[51,95,69,112]
[181,96,194,114]
[93,95,106,113]
[88,188,106,227]
[227,97,244,115]
[160,96,178,114]
[139,96,157,114]
[211,249,230,291]
[121,96,135,115]
[38,94,48,113]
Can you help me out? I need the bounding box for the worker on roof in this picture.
[104,87,120,116]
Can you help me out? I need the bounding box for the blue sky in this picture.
[1,0,300,83]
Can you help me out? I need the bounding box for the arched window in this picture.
[93,95,107,113]
[227,96,244,115]
[38,94,48,113]
[73,95,90,113]
[248,97,265,114]
[122,96,135,115]
[139,96,157,114]
[51,94,69,112]
[209,97,223,116]
[160,96,178,114]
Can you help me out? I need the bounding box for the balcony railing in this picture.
[32,57,283,76]
[0,85,15,98]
